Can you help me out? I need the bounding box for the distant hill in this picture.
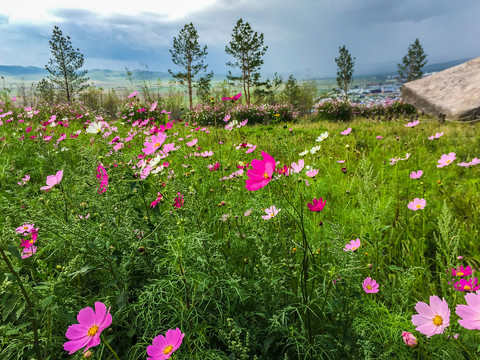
[0,58,475,86]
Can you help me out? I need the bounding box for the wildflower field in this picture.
[1,94,480,360]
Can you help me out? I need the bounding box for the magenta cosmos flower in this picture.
[307,197,326,212]
[262,205,280,220]
[362,277,379,293]
[407,198,426,211]
[142,133,167,155]
[40,170,63,191]
[173,193,184,208]
[63,302,112,355]
[147,328,184,360]
[245,151,276,191]
[409,170,423,179]
[451,265,473,277]
[456,291,480,330]
[454,278,480,292]
[437,152,456,168]
[411,296,450,337]
[401,331,417,348]
[344,238,361,252]
[96,164,108,194]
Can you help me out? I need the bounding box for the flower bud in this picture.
[401,331,417,348]
[84,351,93,358]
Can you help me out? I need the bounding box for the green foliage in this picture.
[45,26,89,103]
[169,23,211,109]
[335,45,355,102]
[398,38,428,82]
[225,18,268,104]
[0,99,480,359]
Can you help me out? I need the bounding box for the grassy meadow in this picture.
[0,96,479,359]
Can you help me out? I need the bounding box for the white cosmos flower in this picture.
[86,122,103,134]
[310,145,321,154]
[299,149,309,156]
[316,131,329,142]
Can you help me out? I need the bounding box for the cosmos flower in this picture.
[316,132,329,142]
[262,206,280,220]
[343,238,361,252]
[437,153,456,168]
[147,328,185,360]
[307,198,326,212]
[451,265,473,277]
[63,302,112,355]
[410,170,423,179]
[401,332,417,348]
[456,291,480,330]
[142,133,167,155]
[454,278,480,292]
[291,159,304,173]
[40,170,63,191]
[340,128,352,135]
[411,296,450,337]
[245,151,276,191]
[407,198,426,211]
[362,277,379,293]
[306,169,319,178]
[405,120,420,127]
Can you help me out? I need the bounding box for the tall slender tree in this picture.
[335,45,355,102]
[45,26,89,103]
[398,38,428,82]
[225,19,268,104]
[169,23,210,109]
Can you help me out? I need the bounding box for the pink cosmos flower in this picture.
[401,332,418,348]
[458,158,480,167]
[405,120,420,127]
[306,169,319,178]
[376,136,383,140]
[407,198,426,211]
[142,133,167,155]
[245,145,256,154]
[173,193,184,208]
[16,223,35,234]
[128,91,138,98]
[147,328,184,360]
[437,152,456,168]
[362,277,379,293]
[96,164,108,194]
[207,162,220,171]
[186,138,198,147]
[411,296,450,337]
[21,245,37,259]
[245,151,276,191]
[307,197,326,212]
[410,170,423,179]
[20,232,38,248]
[343,238,361,252]
[63,302,112,355]
[262,205,280,220]
[244,209,252,216]
[150,192,163,208]
[456,291,480,330]
[290,159,304,173]
[454,278,480,292]
[40,170,63,191]
[17,174,30,186]
[428,132,444,140]
[340,127,352,135]
[150,101,157,112]
[451,265,473,277]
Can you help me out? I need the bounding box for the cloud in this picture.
[0,14,8,25]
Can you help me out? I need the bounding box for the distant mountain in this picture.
[0,58,475,85]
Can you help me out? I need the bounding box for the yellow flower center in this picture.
[154,142,161,147]
[87,325,99,337]
[23,225,29,229]
[432,315,443,326]
[457,271,464,276]
[416,204,421,208]
[351,247,357,250]
[367,285,372,290]
[446,160,451,164]
[163,345,173,354]
[464,285,471,290]
[270,213,274,217]
[96,128,101,132]
[263,172,269,179]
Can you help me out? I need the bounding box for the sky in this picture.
[1,0,480,78]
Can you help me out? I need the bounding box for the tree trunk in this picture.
[188,61,193,109]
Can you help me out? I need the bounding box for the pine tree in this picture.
[45,26,89,103]
[397,38,428,82]
[168,23,210,109]
[225,19,268,104]
[335,45,355,102]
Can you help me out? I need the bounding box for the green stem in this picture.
[0,248,42,360]
[101,334,120,360]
